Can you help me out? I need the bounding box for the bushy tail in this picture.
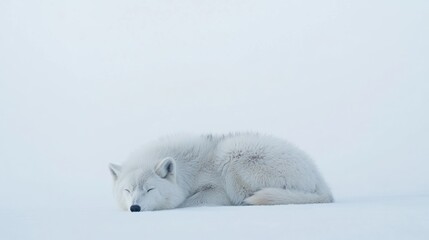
[244,188,334,205]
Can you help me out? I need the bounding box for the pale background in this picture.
[1,0,428,239]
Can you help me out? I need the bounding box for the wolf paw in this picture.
[243,188,275,205]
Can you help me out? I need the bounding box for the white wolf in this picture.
[109,133,333,212]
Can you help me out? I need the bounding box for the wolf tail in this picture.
[244,188,334,205]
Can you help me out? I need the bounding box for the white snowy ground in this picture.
[3,195,429,240]
[3,194,429,240]
[1,1,428,239]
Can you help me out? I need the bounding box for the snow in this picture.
[4,195,429,240]
[1,0,428,239]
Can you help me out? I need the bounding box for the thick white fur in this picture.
[109,133,333,211]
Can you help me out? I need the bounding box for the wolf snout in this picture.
[130,205,141,212]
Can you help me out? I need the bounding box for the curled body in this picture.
[109,133,334,211]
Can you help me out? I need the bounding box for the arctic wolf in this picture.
[109,133,333,211]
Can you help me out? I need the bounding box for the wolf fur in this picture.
[109,133,333,211]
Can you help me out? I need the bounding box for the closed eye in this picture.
[124,189,131,193]
[147,188,154,193]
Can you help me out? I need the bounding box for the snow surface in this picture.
[3,195,429,240]
[1,0,428,239]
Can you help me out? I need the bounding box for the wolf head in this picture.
[109,157,186,211]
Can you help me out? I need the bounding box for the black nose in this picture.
[130,205,141,212]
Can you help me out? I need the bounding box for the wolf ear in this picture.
[109,163,121,181]
[155,157,176,180]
